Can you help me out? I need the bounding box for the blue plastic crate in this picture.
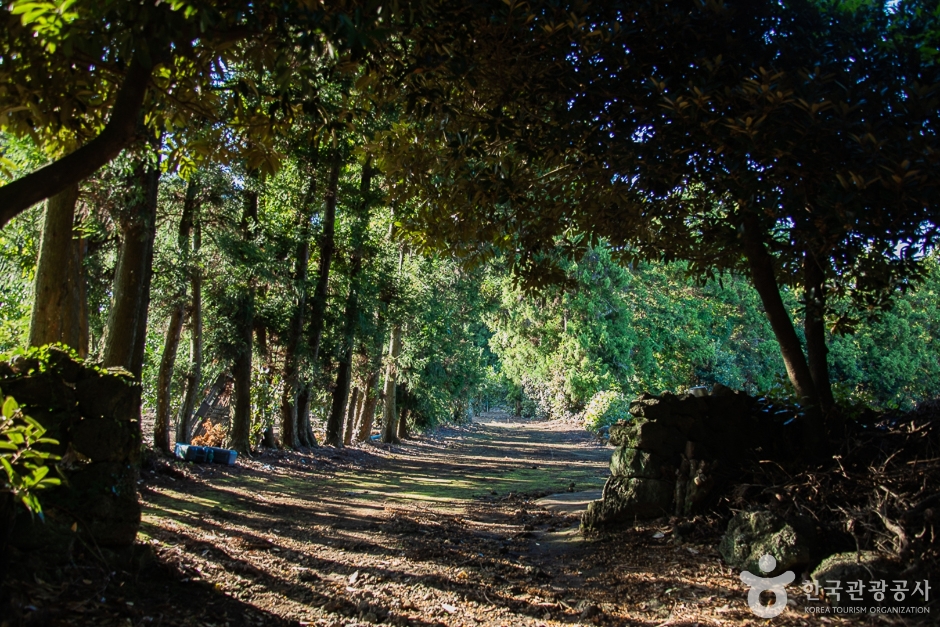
[174,443,238,466]
[207,446,238,465]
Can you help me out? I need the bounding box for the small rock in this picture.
[579,603,599,619]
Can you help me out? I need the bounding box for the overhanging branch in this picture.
[0,54,153,229]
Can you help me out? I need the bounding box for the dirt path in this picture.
[7,413,888,626]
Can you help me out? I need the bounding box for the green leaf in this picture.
[2,396,19,418]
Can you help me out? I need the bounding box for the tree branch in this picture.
[0,54,153,229]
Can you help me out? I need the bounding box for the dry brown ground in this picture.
[3,412,930,626]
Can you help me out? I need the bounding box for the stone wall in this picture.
[582,385,787,529]
[0,348,141,552]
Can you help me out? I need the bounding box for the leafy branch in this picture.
[0,393,61,519]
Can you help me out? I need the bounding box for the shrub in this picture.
[583,389,631,432]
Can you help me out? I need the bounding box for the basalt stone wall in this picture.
[582,385,788,529]
[0,348,141,552]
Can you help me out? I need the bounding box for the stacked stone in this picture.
[0,348,141,551]
[583,385,772,529]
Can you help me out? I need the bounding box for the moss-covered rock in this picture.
[811,551,899,586]
[582,476,674,527]
[719,510,818,576]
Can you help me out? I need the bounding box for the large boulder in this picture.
[583,386,779,529]
[719,510,818,576]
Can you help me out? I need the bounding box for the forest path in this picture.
[98,414,817,627]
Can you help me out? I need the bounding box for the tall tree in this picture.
[102,149,161,378]
[279,144,321,449]
[229,181,260,454]
[176,214,203,445]
[154,180,198,454]
[298,141,342,447]
[326,158,374,446]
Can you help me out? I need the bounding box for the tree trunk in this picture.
[296,384,317,447]
[343,387,360,446]
[0,54,153,229]
[230,316,253,454]
[397,385,410,440]
[176,219,203,445]
[803,250,834,411]
[279,168,319,450]
[154,308,184,454]
[307,144,342,367]
[155,182,198,454]
[29,183,87,355]
[741,213,818,406]
[352,390,366,439]
[355,369,380,443]
[381,324,403,444]
[325,357,352,447]
[102,152,160,379]
[228,188,259,454]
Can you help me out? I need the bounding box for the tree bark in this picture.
[28,183,87,355]
[0,55,152,229]
[230,316,253,454]
[804,250,835,411]
[381,323,403,444]
[279,168,319,450]
[155,182,198,454]
[228,188,259,454]
[740,213,818,406]
[343,387,360,446]
[102,152,160,379]
[296,383,317,447]
[352,389,366,439]
[176,218,203,445]
[355,369,380,443]
[325,354,352,447]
